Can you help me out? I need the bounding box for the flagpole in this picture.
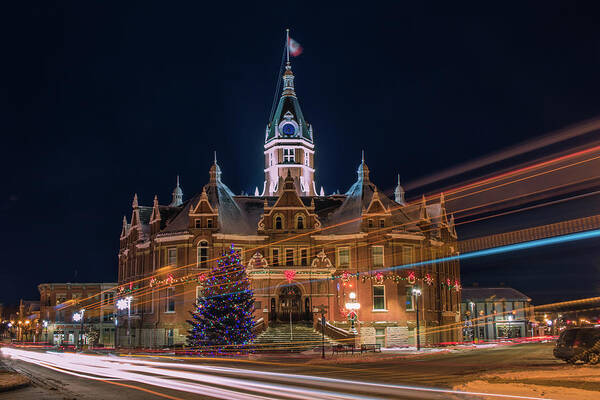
[286,28,290,64]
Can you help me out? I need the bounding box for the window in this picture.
[337,247,350,267]
[275,215,283,230]
[207,219,213,228]
[272,248,279,266]
[166,287,175,312]
[195,286,203,304]
[373,285,386,310]
[304,153,309,166]
[270,152,273,166]
[375,328,386,347]
[197,241,208,267]
[285,249,294,266]
[372,246,384,267]
[283,148,295,163]
[167,247,177,266]
[300,249,308,266]
[401,246,414,264]
[405,286,415,311]
[195,219,201,228]
[368,219,374,228]
[379,219,385,228]
[296,215,304,229]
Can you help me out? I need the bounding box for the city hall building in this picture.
[117,58,461,348]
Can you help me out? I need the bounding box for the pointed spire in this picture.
[394,174,406,205]
[320,186,325,197]
[151,195,161,223]
[357,151,370,182]
[170,175,183,207]
[120,216,129,238]
[209,154,222,183]
[132,193,138,209]
[254,186,260,196]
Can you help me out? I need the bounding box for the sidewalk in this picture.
[0,358,30,392]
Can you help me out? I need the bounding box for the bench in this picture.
[332,344,355,355]
[360,343,382,353]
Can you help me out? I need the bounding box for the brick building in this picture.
[117,56,461,348]
[38,282,117,346]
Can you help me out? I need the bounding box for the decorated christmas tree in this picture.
[187,245,255,348]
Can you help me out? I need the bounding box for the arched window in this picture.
[275,216,283,230]
[296,215,304,230]
[197,240,208,268]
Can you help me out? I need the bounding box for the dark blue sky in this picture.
[2,1,600,306]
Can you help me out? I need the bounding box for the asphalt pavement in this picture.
[0,343,560,400]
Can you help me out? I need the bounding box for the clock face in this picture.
[281,123,296,136]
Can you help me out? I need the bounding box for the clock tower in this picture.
[262,52,317,196]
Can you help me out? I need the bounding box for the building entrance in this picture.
[277,285,303,322]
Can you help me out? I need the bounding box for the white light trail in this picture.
[1,347,551,400]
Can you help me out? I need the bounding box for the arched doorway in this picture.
[278,285,302,322]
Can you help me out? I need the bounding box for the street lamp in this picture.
[116,296,133,347]
[72,309,85,350]
[345,292,361,334]
[42,320,48,344]
[412,288,422,351]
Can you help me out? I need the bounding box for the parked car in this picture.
[554,327,600,364]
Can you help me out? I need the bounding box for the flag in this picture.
[288,37,303,57]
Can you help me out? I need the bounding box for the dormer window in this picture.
[283,148,295,163]
[275,216,283,230]
[296,215,304,230]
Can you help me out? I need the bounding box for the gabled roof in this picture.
[461,287,532,302]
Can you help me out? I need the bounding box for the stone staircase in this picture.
[254,323,340,352]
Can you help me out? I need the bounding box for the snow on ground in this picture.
[454,365,600,400]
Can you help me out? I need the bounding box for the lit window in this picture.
[405,286,415,311]
[272,248,279,266]
[373,285,386,310]
[283,148,295,163]
[300,249,308,266]
[285,249,294,266]
[195,286,203,304]
[197,241,208,267]
[375,328,386,347]
[372,246,384,267]
[275,216,283,230]
[166,287,175,312]
[167,248,177,266]
[337,247,350,267]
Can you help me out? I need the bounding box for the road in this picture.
[0,343,560,400]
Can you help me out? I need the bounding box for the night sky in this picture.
[2,2,600,306]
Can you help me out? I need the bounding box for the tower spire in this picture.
[170,175,183,207]
[286,28,290,65]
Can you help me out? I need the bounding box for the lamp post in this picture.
[116,296,133,348]
[412,288,422,351]
[42,320,48,344]
[469,301,476,342]
[345,292,361,335]
[72,309,85,350]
